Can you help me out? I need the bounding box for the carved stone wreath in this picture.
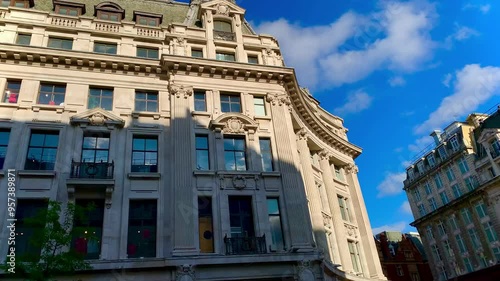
[223,117,245,134]
[232,175,247,190]
[89,113,106,126]
[215,3,230,16]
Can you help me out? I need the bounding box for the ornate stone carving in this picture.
[296,128,309,141]
[318,150,332,161]
[322,211,332,229]
[345,223,358,238]
[89,112,106,126]
[266,92,291,107]
[232,175,247,190]
[210,113,259,141]
[215,3,230,16]
[345,163,359,174]
[296,260,315,281]
[172,37,187,56]
[170,84,193,99]
[223,117,245,134]
[176,264,195,281]
[105,187,113,209]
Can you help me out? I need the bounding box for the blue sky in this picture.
[231,0,500,234]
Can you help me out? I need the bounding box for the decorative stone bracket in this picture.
[67,186,114,209]
[176,264,195,281]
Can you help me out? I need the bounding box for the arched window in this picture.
[94,2,124,22]
[214,20,232,32]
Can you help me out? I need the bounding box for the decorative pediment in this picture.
[210,113,258,140]
[200,0,245,16]
[477,128,500,144]
[70,108,125,129]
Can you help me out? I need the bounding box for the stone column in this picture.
[345,164,386,279]
[204,11,216,59]
[266,92,314,251]
[170,83,197,256]
[295,129,329,253]
[318,152,350,270]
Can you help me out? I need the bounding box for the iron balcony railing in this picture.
[213,30,235,41]
[70,160,114,179]
[224,234,266,255]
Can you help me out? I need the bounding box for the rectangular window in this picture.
[229,196,254,237]
[348,241,362,272]
[267,198,284,251]
[72,199,104,260]
[418,204,426,217]
[136,16,159,27]
[417,161,425,173]
[259,138,273,172]
[48,37,73,50]
[137,47,158,59]
[438,146,447,159]
[97,11,121,22]
[131,136,158,173]
[16,34,31,45]
[81,133,109,163]
[135,90,158,112]
[408,168,414,179]
[446,166,455,182]
[437,221,447,236]
[493,247,500,261]
[198,197,214,253]
[468,228,480,248]
[1,0,10,7]
[55,5,81,16]
[458,157,469,174]
[191,49,203,58]
[194,90,207,111]
[429,198,437,211]
[127,200,157,258]
[25,131,59,170]
[431,244,442,261]
[224,136,246,171]
[15,199,48,259]
[248,55,258,64]
[439,192,449,205]
[449,216,458,231]
[38,83,65,106]
[450,136,460,151]
[463,257,473,273]
[426,225,434,240]
[464,176,478,191]
[424,181,432,195]
[461,208,473,225]
[334,165,345,181]
[3,80,21,104]
[220,93,241,113]
[475,201,487,218]
[492,140,500,155]
[216,52,235,61]
[338,196,350,221]
[427,153,436,167]
[0,129,10,169]
[434,174,443,189]
[253,96,266,116]
[88,87,113,110]
[456,234,467,253]
[483,222,498,243]
[93,42,117,54]
[452,184,462,199]
[195,135,209,171]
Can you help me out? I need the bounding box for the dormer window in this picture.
[95,2,124,22]
[213,20,235,41]
[133,11,162,27]
[53,0,85,16]
[2,0,33,8]
[214,20,232,32]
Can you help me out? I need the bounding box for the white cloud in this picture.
[399,201,413,215]
[376,172,406,197]
[408,135,434,152]
[445,24,480,46]
[463,3,491,14]
[415,64,500,134]
[372,221,408,235]
[442,73,453,87]
[256,0,437,88]
[388,76,406,87]
[333,90,373,115]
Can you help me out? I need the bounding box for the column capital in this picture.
[169,84,193,99]
[345,163,359,174]
[266,92,291,107]
[319,150,332,161]
[296,128,310,142]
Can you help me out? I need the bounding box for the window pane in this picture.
[100,98,113,110]
[135,100,146,112]
[196,150,209,170]
[196,136,208,149]
[96,137,110,149]
[145,139,157,151]
[224,151,235,170]
[16,34,31,45]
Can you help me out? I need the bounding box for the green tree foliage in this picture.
[2,201,95,281]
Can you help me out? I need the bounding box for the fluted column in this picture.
[318,152,350,270]
[296,129,329,253]
[170,83,197,255]
[266,92,314,251]
[345,164,386,279]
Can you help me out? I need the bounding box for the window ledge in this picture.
[333,178,348,186]
[128,172,161,179]
[254,116,271,120]
[18,170,56,177]
[192,111,211,117]
[132,111,161,120]
[261,171,281,177]
[193,170,216,176]
[32,104,64,113]
[0,103,19,108]
[217,171,260,176]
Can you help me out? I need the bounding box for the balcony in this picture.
[70,161,114,179]
[213,30,235,42]
[224,235,266,255]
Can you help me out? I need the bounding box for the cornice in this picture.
[0,43,162,75]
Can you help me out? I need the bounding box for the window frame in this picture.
[247,55,259,64]
[47,37,74,50]
[88,87,113,110]
[259,138,273,172]
[53,1,85,17]
[223,136,247,171]
[16,33,31,45]
[191,48,203,58]
[72,199,105,260]
[215,52,236,62]
[14,199,48,258]
[127,199,157,258]
[38,83,66,106]
[0,129,10,169]
[195,134,210,171]
[267,198,284,251]
[133,11,162,27]
[136,47,159,59]
[213,20,232,32]
[93,42,117,55]
[253,96,266,117]
[131,135,158,173]
[194,90,207,112]
[134,90,158,112]
[24,130,60,170]
[3,79,21,104]
[220,93,241,113]
[198,196,214,253]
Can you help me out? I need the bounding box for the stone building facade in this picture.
[0,0,385,280]
[403,110,500,281]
